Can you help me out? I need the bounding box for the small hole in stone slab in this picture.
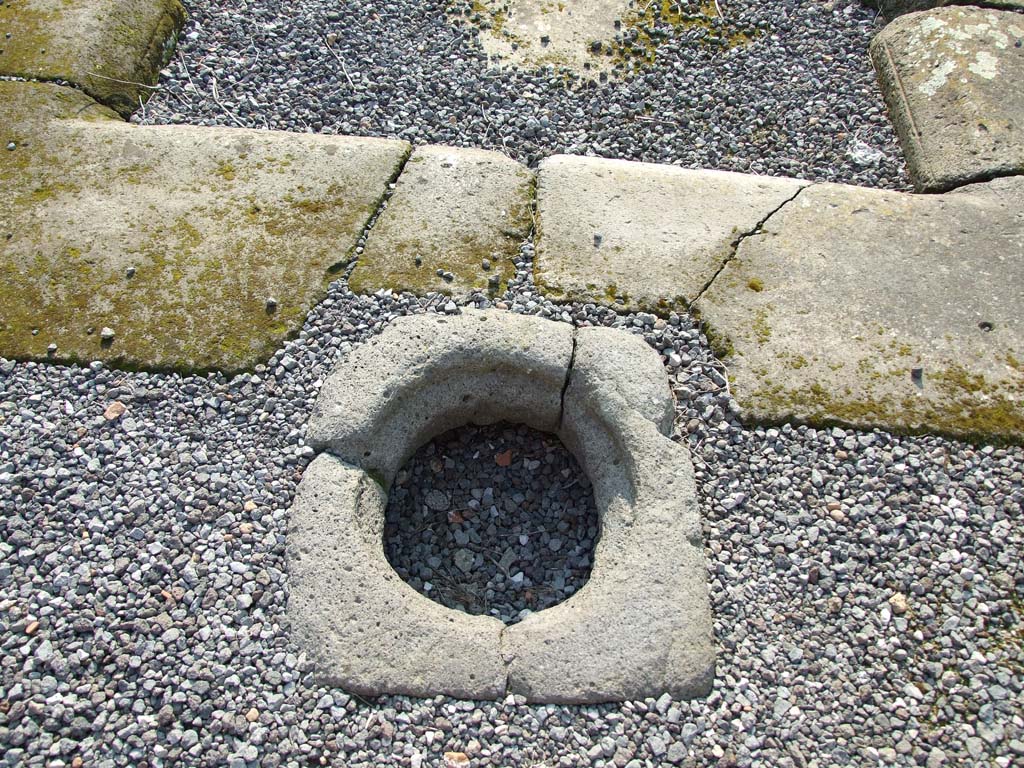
[978,321,994,332]
[384,422,599,624]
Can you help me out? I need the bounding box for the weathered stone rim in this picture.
[287,310,715,703]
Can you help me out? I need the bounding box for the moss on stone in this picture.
[704,323,735,360]
[609,0,760,72]
[215,160,238,181]
[745,356,1024,444]
[1,90,408,373]
[752,305,772,344]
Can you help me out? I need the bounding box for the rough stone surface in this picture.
[453,0,763,78]
[307,310,573,486]
[870,6,1024,191]
[0,0,186,117]
[286,453,507,699]
[349,145,533,299]
[505,327,715,703]
[535,155,807,313]
[461,0,628,75]
[698,176,1024,443]
[0,81,409,373]
[866,1,1024,21]
[300,310,714,702]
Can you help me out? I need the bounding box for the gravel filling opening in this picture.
[383,422,599,624]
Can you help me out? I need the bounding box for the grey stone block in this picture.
[0,0,187,117]
[871,6,1024,191]
[535,154,807,313]
[698,176,1024,443]
[865,1,1024,22]
[306,309,574,487]
[293,310,716,702]
[504,327,714,703]
[349,145,534,299]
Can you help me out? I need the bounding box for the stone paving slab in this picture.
[0,81,410,373]
[349,145,533,299]
[697,176,1024,443]
[535,155,807,313]
[871,6,1024,191]
[0,0,186,117]
[459,0,628,75]
[453,0,756,77]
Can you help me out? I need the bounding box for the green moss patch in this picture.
[608,0,760,73]
[744,357,1024,444]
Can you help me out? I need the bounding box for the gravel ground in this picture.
[384,423,599,624]
[138,0,910,189]
[1,232,1021,767]
[3,1,1022,766]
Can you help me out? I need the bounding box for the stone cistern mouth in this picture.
[285,309,715,703]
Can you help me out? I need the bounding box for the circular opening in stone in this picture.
[383,422,600,624]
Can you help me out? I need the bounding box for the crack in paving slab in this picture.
[691,181,813,306]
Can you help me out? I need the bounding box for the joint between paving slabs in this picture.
[557,328,579,432]
[335,144,415,278]
[691,182,814,307]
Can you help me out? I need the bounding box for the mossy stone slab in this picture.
[349,145,533,299]
[534,155,807,314]
[871,6,1024,191]
[0,0,186,117]
[453,0,756,77]
[1,81,410,373]
[697,177,1024,444]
